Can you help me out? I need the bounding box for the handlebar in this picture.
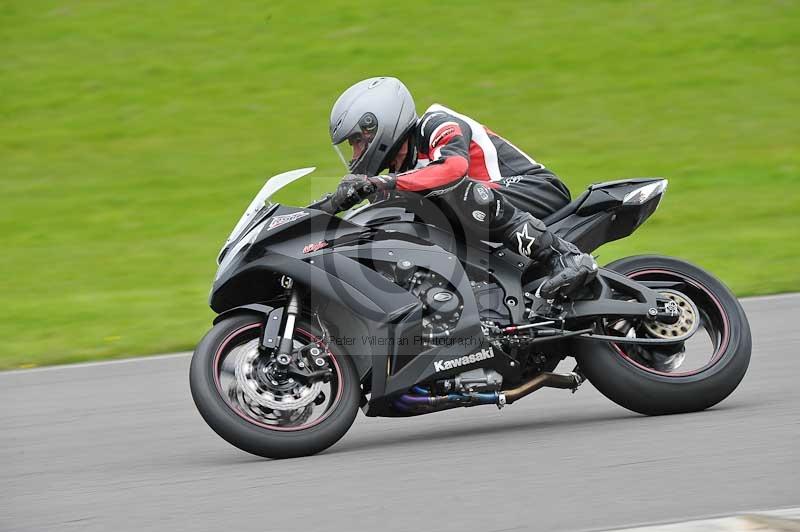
[307,182,381,215]
[307,193,340,215]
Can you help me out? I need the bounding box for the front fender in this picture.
[212,303,275,325]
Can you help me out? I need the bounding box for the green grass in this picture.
[1,1,798,369]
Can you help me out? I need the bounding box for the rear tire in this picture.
[190,313,360,459]
[575,255,751,415]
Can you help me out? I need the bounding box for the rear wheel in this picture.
[575,255,751,415]
[190,313,360,458]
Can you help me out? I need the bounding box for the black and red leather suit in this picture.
[394,104,570,256]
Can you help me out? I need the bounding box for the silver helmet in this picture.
[330,77,418,176]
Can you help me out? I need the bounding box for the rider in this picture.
[329,76,597,299]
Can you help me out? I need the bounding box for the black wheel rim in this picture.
[606,268,731,377]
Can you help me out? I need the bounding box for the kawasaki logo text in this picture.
[433,347,494,372]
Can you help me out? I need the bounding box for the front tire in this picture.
[575,255,751,416]
[190,313,360,459]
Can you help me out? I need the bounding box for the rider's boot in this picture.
[503,216,598,299]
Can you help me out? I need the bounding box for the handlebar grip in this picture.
[307,193,340,215]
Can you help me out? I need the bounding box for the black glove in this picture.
[331,174,396,211]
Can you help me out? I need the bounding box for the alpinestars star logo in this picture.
[515,224,536,257]
[433,347,495,372]
[268,211,308,230]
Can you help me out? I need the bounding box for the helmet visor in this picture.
[332,112,379,174]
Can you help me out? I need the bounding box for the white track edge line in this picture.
[0,351,192,375]
[590,505,800,532]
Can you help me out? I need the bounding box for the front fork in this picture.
[253,275,299,366]
[276,288,300,360]
[268,275,300,370]
[265,280,332,383]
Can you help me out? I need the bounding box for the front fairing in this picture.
[210,204,366,309]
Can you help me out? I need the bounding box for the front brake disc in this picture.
[233,339,322,411]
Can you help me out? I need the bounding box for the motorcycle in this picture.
[190,168,751,459]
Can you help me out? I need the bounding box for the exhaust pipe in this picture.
[394,389,499,414]
[501,371,583,405]
[395,371,583,414]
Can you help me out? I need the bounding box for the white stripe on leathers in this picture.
[424,103,541,181]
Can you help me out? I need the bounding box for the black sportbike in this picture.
[190,168,751,459]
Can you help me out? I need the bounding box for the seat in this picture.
[542,188,591,226]
[542,178,664,225]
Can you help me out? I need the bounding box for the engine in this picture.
[387,261,506,397]
[391,261,463,338]
[472,280,511,325]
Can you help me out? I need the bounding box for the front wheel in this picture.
[575,255,751,416]
[190,313,360,458]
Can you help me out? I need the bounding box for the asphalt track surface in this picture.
[2,295,798,532]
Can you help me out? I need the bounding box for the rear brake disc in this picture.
[643,289,699,341]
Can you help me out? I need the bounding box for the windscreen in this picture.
[217,167,316,264]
